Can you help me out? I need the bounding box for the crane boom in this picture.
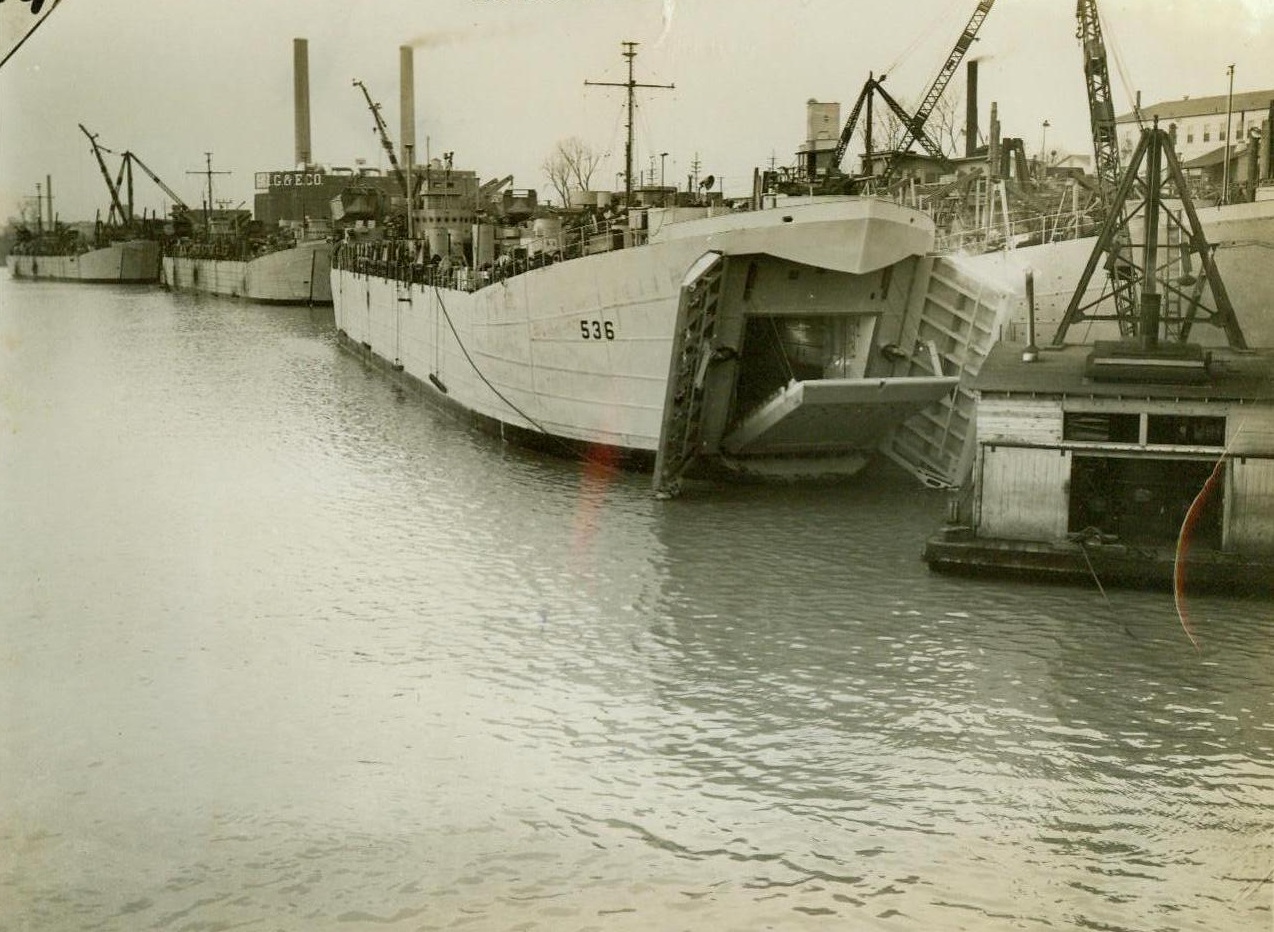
[125,151,190,212]
[78,124,129,226]
[831,0,995,174]
[830,81,875,170]
[1076,0,1122,201]
[1076,0,1138,336]
[892,0,996,167]
[353,79,409,199]
[875,81,950,169]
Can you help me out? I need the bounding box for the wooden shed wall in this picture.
[978,446,1071,540]
[976,396,1063,445]
[1228,407,1274,456]
[1228,458,1274,554]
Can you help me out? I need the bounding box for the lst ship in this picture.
[331,45,1016,493]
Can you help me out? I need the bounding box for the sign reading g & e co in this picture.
[254,172,326,191]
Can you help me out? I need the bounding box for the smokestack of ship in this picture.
[294,38,312,168]
[400,45,416,168]
[965,59,979,158]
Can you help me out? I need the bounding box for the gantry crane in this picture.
[830,0,996,181]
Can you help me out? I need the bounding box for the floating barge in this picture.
[925,124,1274,592]
[924,342,1274,590]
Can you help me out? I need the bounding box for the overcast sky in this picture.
[2,0,1272,221]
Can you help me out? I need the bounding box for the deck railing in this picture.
[331,215,650,292]
[933,206,1098,255]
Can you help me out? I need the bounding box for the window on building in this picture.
[1063,412,1141,443]
[1203,127,1211,142]
[1186,130,1195,144]
[1146,415,1226,446]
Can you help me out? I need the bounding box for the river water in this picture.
[1,276,1271,931]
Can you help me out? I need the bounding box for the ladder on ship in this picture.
[653,252,728,497]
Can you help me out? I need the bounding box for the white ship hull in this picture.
[332,198,1001,487]
[957,198,1274,347]
[9,240,160,283]
[162,240,332,305]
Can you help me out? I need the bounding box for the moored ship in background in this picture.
[10,228,161,284]
[9,127,175,285]
[162,208,337,306]
[161,40,403,306]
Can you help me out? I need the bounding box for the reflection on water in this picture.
[1,277,1271,931]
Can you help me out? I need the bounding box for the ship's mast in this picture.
[585,42,673,208]
[186,153,230,236]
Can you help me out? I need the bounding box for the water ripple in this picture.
[2,280,1271,931]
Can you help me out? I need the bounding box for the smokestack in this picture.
[966,60,979,158]
[293,38,312,168]
[400,45,416,168]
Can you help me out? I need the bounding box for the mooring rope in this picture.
[429,282,586,460]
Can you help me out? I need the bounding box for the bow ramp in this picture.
[653,250,962,495]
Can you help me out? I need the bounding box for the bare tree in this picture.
[925,93,965,159]
[541,137,603,206]
[870,92,964,158]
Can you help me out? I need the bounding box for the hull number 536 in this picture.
[579,320,615,340]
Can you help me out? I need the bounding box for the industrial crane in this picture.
[830,0,996,180]
[79,124,190,228]
[124,151,190,216]
[79,124,131,226]
[1065,0,1140,337]
[353,78,411,200]
[1076,0,1123,202]
[1052,2,1246,350]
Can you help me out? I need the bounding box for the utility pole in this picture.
[187,153,230,237]
[585,42,674,209]
[1222,63,1235,205]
